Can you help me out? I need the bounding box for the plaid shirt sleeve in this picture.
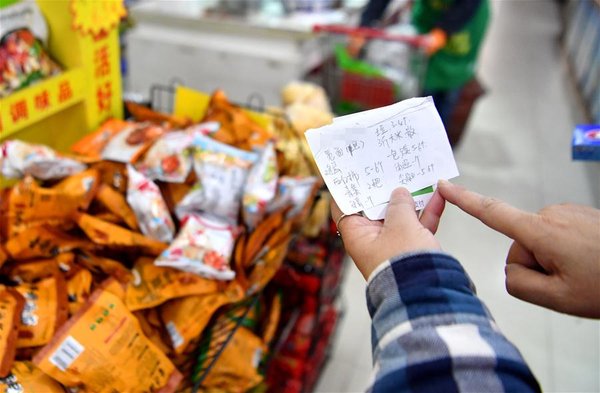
[365,251,541,393]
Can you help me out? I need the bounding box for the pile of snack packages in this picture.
[0,83,340,392]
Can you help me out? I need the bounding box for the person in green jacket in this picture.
[356,0,490,127]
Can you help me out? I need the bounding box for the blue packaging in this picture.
[572,124,600,161]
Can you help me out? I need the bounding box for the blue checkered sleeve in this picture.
[365,251,541,393]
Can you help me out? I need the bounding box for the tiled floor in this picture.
[315,1,600,392]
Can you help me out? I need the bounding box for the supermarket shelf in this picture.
[0,68,86,140]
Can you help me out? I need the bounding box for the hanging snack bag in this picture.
[0,361,65,392]
[101,122,169,164]
[5,225,91,261]
[71,119,132,159]
[268,176,319,221]
[33,285,182,393]
[74,213,167,256]
[137,123,219,183]
[95,183,139,230]
[242,142,278,230]
[75,252,132,285]
[0,286,25,377]
[126,165,175,243]
[125,257,220,311]
[1,140,85,180]
[66,268,93,315]
[155,214,237,281]
[51,168,101,211]
[15,276,68,348]
[159,282,243,354]
[176,134,257,224]
[5,253,76,284]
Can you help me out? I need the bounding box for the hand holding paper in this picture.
[305,97,459,220]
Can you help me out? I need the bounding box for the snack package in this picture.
[0,247,7,270]
[201,327,266,393]
[0,361,65,392]
[51,168,101,211]
[33,286,182,393]
[126,166,175,243]
[75,252,132,285]
[155,214,238,281]
[268,176,319,221]
[137,127,204,183]
[71,119,132,159]
[15,276,68,348]
[66,268,93,315]
[95,183,139,230]
[176,134,257,224]
[159,282,243,354]
[1,140,85,180]
[74,213,167,256]
[0,28,62,97]
[101,122,168,164]
[5,226,91,260]
[90,161,128,194]
[0,286,25,377]
[125,257,220,311]
[4,176,92,239]
[125,101,191,129]
[4,257,61,283]
[242,142,278,230]
[133,309,173,357]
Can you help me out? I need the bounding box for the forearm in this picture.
[366,251,540,392]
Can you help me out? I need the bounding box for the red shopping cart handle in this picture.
[313,24,425,48]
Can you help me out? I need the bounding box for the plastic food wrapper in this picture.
[155,214,238,281]
[4,254,71,283]
[137,124,218,183]
[176,134,257,224]
[125,257,220,312]
[201,327,266,393]
[4,175,95,239]
[95,183,138,230]
[71,119,132,159]
[90,161,128,194]
[33,285,182,393]
[74,213,167,256]
[15,276,68,348]
[66,268,93,316]
[75,252,132,285]
[101,122,169,163]
[242,142,278,230]
[133,309,173,357]
[1,140,85,180]
[0,28,62,97]
[5,225,91,260]
[126,165,175,243]
[0,286,25,377]
[159,282,243,354]
[0,361,65,392]
[51,168,101,211]
[125,101,192,129]
[0,247,7,270]
[268,176,319,221]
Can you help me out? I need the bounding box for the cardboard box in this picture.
[572,124,600,161]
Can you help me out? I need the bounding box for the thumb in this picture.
[384,188,421,232]
[505,264,559,310]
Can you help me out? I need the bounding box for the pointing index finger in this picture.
[438,180,539,247]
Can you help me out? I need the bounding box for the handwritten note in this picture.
[305,97,459,220]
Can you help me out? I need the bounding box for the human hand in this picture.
[347,34,366,58]
[331,187,445,280]
[438,180,600,319]
[422,28,447,55]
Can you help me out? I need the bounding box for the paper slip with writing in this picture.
[305,97,459,220]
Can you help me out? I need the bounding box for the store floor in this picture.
[315,1,600,392]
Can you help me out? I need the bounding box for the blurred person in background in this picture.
[352,0,490,146]
[332,180,600,392]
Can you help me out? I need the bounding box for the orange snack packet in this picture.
[201,327,265,393]
[71,118,132,159]
[0,286,25,377]
[15,275,68,348]
[94,183,139,230]
[74,213,167,256]
[102,122,168,164]
[125,257,220,311]
[126,101,191,129]
[90,161,128,194]
[66,268,93,316]
[75,252,132,284]
[5,253,78,283]
[0,246,8,270]
[33,286,182,393]
[159,282,243,354]
[133,309,173,357]
[5,226,91,261]
[1,361,66,392]
[51,168,101,211]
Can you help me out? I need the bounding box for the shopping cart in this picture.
[312,24,427,115]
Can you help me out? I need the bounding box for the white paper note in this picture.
[305,97,458,219]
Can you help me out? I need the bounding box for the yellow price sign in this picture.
[71,0,126,37]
